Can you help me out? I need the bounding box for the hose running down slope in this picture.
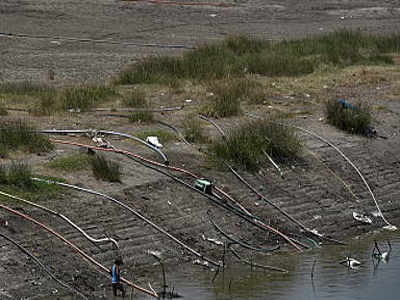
[0,232,89,300]
[0,204,158,298]
[48,138,302,252]
[0,190,118,249]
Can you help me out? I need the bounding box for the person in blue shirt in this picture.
[111,259,125,297]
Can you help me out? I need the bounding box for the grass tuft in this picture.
[208,118,302,171]
[0,119,54,158]
[325,98,373,135]
[122,89,147,107]
[46,153,91,171]
[61,85,116,111]
[90,155,121,182]
[201,79,245,118]
[128,110,154,123]
[6,162,33,188]
[182,116,208,143]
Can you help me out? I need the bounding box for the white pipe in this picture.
[0,190,119,248]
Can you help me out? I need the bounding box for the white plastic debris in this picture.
[371,211,382,218]
[92,137,110,148]
[193,259,209,267]
[383,225,397,231]
[146,136,163,148]
[68,108,81,113]
[352,212,372,224]
[206,92,214,97]
[202,234,224,246]
[310,229,324,237]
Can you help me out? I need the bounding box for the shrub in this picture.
[128,110,154,123]
[208,119,302,171]
[90,155,121,182]
[182,117,208,143]
[123,89,147,107]
[0,119,54,157]
[61,85,115,111]
[325,98,373,135]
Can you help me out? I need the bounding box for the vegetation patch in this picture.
[90,155,121,182]
[2,162,33,188]
[122,89,147,107]
[128,110,154,123]
[0,119,54,158]
[0,164,64,203]
[0,104,8,116]
[207,118,302,171]
[61,85,116,111]
[200,79,246,118]
[117,30,400,85]
[325,98,373,135]
[182,116,208,143]
[0,81,55,96]
[46,153,91,172]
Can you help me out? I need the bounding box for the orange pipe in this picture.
[0,204,158,298]
[50,138,302,252]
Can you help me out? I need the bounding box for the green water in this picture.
[158,231,399,300]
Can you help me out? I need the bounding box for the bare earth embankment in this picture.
[0,1,400,299]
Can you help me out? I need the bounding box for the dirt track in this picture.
[1,1,400,299]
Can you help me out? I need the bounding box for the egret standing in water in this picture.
[373,240,392,263]
[339,257,361,269]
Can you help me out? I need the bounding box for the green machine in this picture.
[194,179,212,195]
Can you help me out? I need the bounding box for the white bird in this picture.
[373,240,392,263]
[340,257,361,268]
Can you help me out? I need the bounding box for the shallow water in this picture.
[154,232,400,300]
